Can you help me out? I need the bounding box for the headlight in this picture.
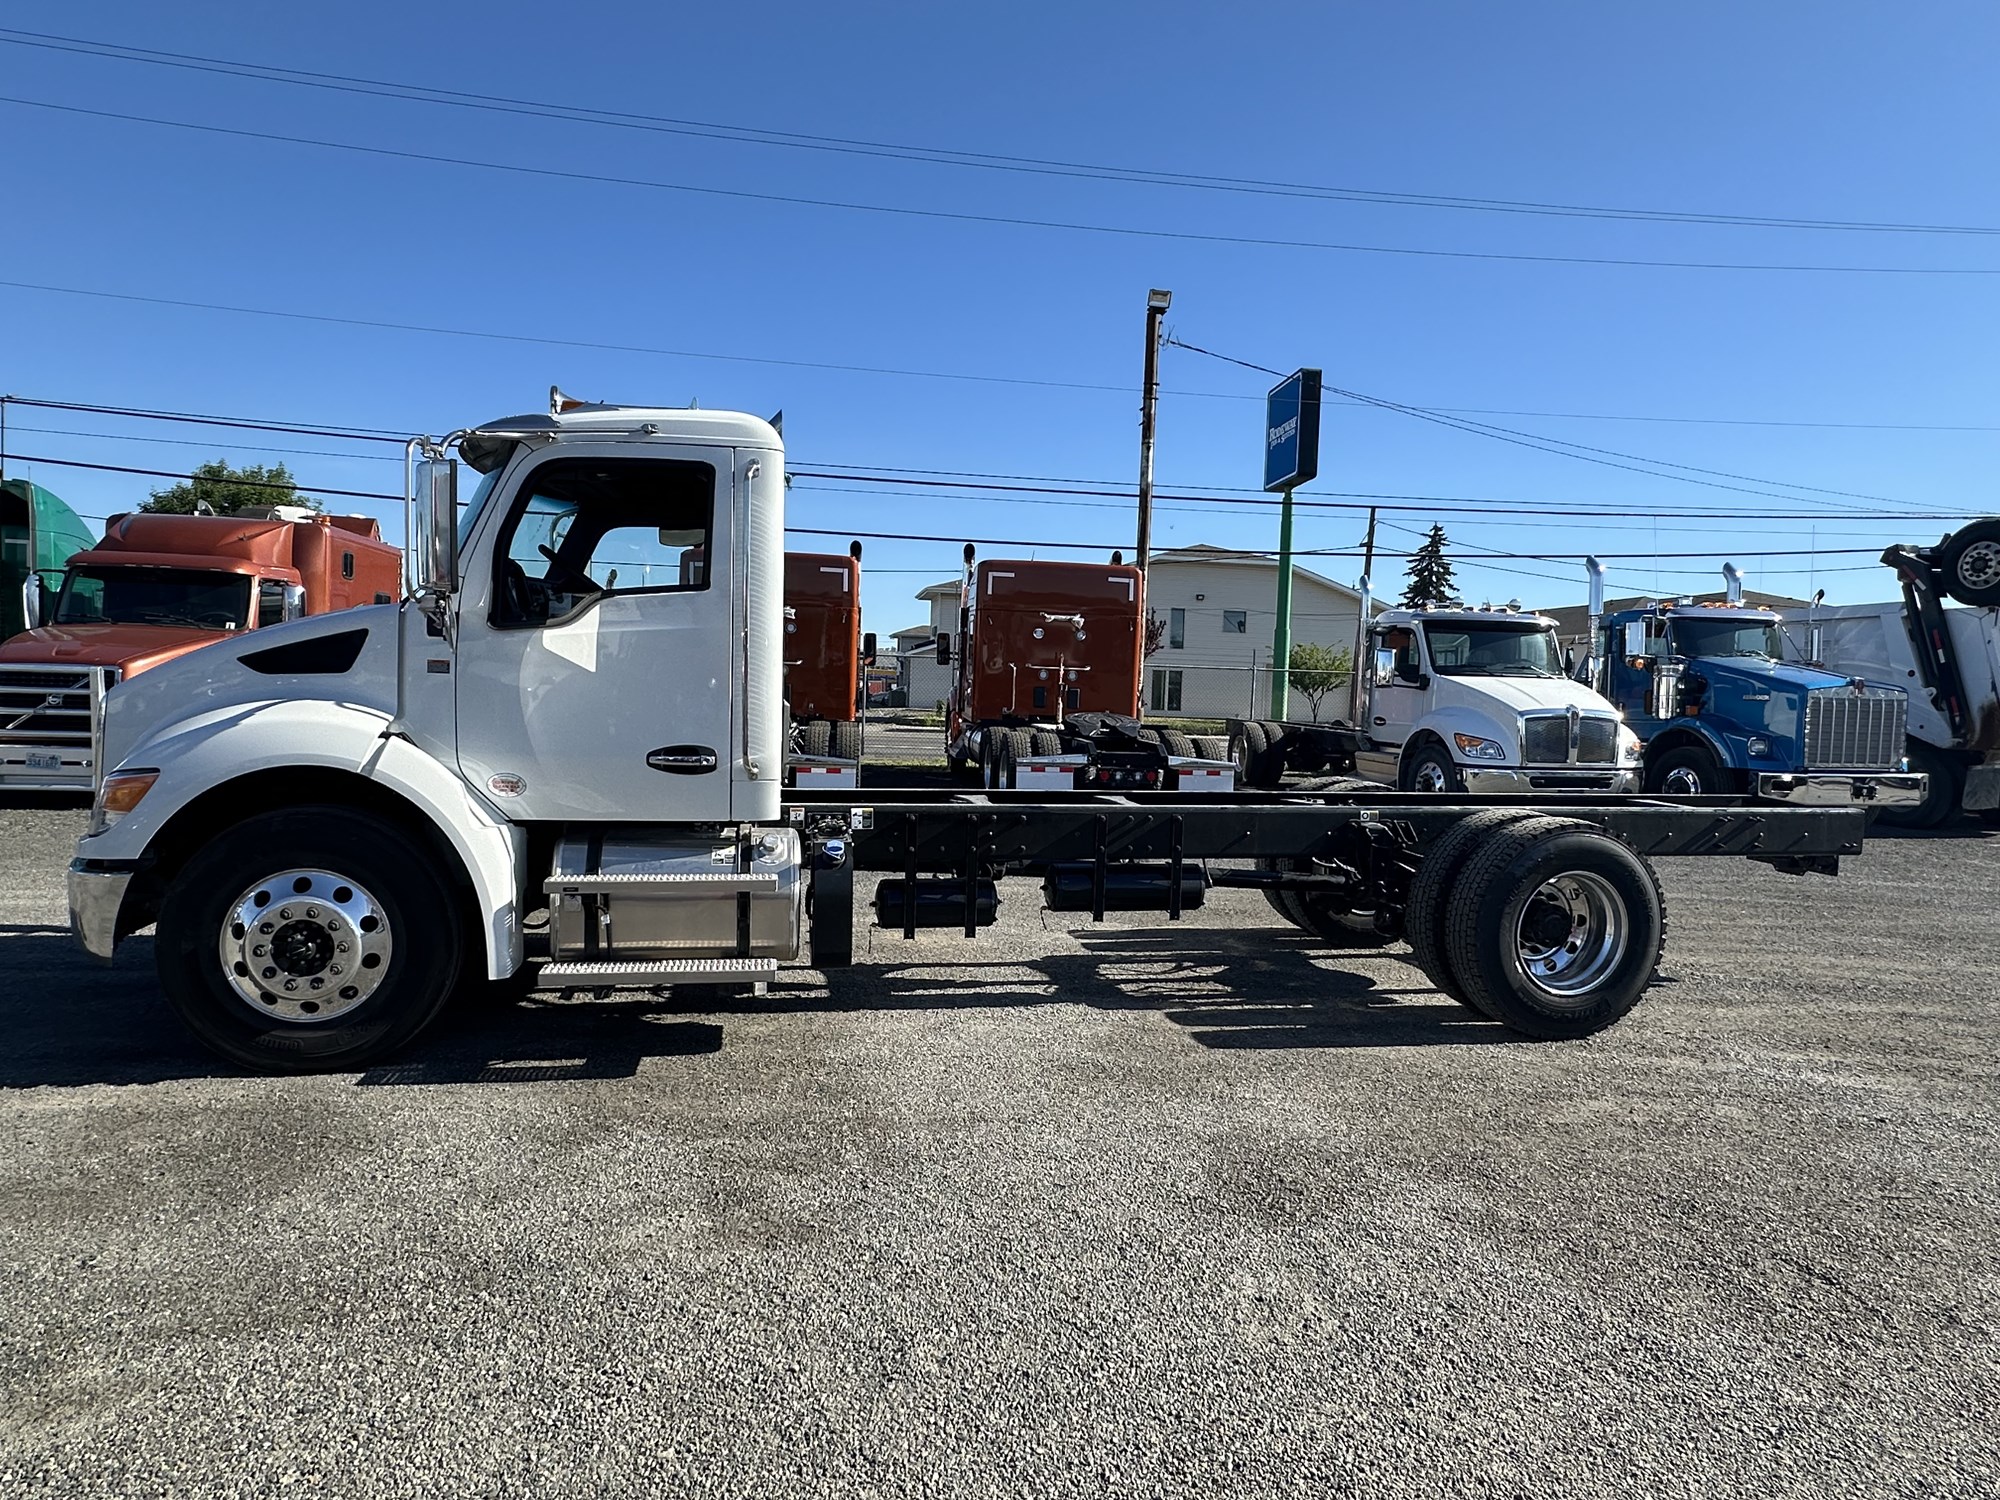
[1747,736,1772,757]
[1452,732,1508,761]
[90,769,159,835]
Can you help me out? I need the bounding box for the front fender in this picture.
[1644,719,1739,770]
[78,698,525,979]
[1408,705,1520,764]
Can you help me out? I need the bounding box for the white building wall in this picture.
[1141,555,1364,720]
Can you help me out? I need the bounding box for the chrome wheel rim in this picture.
[1661,765,1704,795]
[218,868,392,1023]
[1513,871,1629,1005]
[1958,540,2000,591]
[1412,758,1450,793]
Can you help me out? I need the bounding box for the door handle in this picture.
[1373,717,1387,726]
[647,745,719,774]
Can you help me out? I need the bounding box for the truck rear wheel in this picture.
[1158,730,1196,758]
[1938,519,2000,607]
[1030,730,1063,757]
[1404,810,1550,1014]
[154,807,466,1072]
[1192,735,1230,761]
[1235,721,1286,788]
[830,719,862,763]
[1442,818,1666,1040]
[799,718,833,758]
[997,729,1032,789]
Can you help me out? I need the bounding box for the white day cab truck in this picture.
[1233,603,1645,795]
[69,398,1881,1072]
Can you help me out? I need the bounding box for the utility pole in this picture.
[1135,289,1171,573]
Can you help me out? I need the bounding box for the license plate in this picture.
[25,753,61,771]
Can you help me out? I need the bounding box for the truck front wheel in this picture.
[155,807,466,1072]
[1879,742,1961,829]
[1400,740,1465,794]
[1645,743,1729,796]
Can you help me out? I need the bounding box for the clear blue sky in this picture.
[3,1,1995,631]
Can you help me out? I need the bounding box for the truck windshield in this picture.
[1671,618,1783,659]
[54,567,252,630]
[1424,621,1561,677]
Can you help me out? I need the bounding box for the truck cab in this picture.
[1350,606,1641,793]
[1594,600,1921,806]
[0,508,401,791]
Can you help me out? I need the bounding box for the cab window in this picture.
[489,456,714,629]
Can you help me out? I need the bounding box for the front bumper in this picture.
[67,859,136,962]
[1754,772,1926,808]
[1463,766,1640,795]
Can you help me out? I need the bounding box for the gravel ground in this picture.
[1,800,1995,1498]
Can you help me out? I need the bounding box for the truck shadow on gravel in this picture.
[768,926,1526,1050]
[0,921,1514,1091]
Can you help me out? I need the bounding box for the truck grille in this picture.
[1522,716,1568,764]
[1522,712,1621,766]
[0,667,98,741]
[1577,718,1618,765]
[1803,687,1905,771]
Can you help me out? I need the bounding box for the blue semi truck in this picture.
[1578,561,1924,809]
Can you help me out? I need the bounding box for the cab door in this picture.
[1353,625,1427,782]
[453,445,738,823]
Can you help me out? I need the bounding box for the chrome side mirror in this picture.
[21,576,41,629]
[1622,620,1649,659]
[935,633,952,666]
[413,456,459,593]
[283,583,308,622]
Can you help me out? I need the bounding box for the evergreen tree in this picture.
[1399,524,1460,609]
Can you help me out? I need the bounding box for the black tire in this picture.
[1243,721,1287,789]
[154,807,466,1072]
[829,719,862,763]
[1030,730,1063,757]
[1159,730,1197,758]
[1399,738,1465,794]
[799,718,833,758]
[1002,729,1033,788]
[1937,520,2000,607]
[1879,742,1962,829]
[1404,810,1552,1014]
[1192,734,1231,761]
[1255,857,1313,928]
[1235,721,1267,784]
[1442,819,1667,1040]
[1645,742,1730,796]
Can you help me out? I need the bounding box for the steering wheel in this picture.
[500,558,549,623]
[538,544,603,596]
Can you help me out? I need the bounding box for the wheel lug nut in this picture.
[279,908,292,920]
[259,922,274,934]
[261,966,277,979]
[253,945,267,957]
[328,964,342,976]
[306,907,319,920]
[337,941,349,953]
[326,920,340,932]
[310,978,325,990]
[284,979,299,991]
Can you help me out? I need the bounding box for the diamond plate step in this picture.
[532,957,778,990]
[543,871,779,895]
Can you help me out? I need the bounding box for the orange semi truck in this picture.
[783,545,875,789]
[0,507,400,790]
[941,549,1234,791]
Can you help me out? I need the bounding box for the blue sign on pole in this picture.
[1263,368,1322,493]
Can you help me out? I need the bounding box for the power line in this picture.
[7,27,1995,239]
[8,94,1998,277]
[4,422,403,464]
[0,452,401,503]
[1164,336,1939,514]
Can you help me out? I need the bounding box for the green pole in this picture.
[1270,486,1294,720]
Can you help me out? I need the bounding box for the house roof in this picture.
[915,580,960,602]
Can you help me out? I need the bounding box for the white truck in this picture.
[1780,519,2000,828]
[1233,602,1642,794]
[66,396,1878,1072]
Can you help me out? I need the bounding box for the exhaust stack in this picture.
[1584,556,1606,689]
[1722,563,1744,604]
